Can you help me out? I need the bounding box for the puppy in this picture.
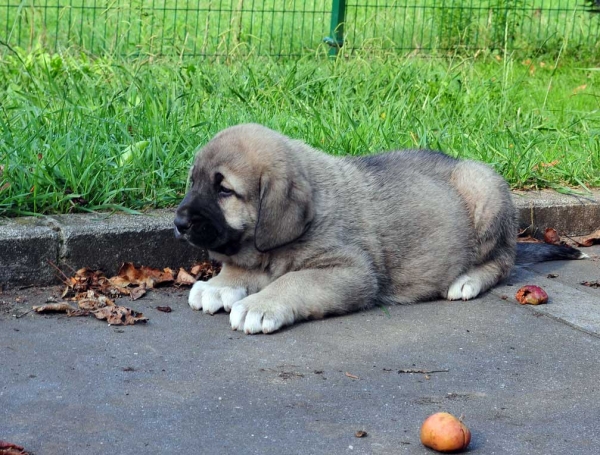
[175,124,584,333]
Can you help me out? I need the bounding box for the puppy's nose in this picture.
[174,215,192,235]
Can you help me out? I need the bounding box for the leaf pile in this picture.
[34,261,220,326]
[518,227,600,248]
[34,290,147,325]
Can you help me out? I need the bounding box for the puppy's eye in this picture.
[214,172,234,197]
[219,185,234,197]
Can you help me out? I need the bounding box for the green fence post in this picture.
[324,0,346,56]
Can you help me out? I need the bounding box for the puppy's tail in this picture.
[516,242,588,265]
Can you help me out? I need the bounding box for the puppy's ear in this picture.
[254,169,313,252]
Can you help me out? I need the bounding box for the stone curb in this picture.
[0,209,206,288]
[1,190,599,288]
[513,189,600,236]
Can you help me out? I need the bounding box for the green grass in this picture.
[0,49,599,216]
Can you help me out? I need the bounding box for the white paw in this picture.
[188,281,247,314]
[447,274,482,301]
[230,297,295,334]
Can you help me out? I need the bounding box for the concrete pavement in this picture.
[1,246,599,454]
[1,189,599,454]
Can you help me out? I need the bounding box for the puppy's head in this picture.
[174,124,314,256]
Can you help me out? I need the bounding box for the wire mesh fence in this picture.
[342,0,600,56]
[1,1,598,57]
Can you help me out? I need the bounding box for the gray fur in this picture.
[174,124,582,334]
[516,243,586,264]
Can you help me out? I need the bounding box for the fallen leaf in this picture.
[515,285,549,305]
[92,306,148,325]
[33,302,77,313]
[58,267,128,298]
[75,290,115,310]
[175,268,196,286]
[129,285,147,301]
[345,372,360,380]
[573,84,587,94]
[0,440,30,455]
[542,159,559,168]
[517,234,543,244]
[547,273,559,279]
[139,266,175,285]
[571,229,600,247]
[580,280,600,288]
[66,309,91,317]
[190,261,221,280]
[110,262,175,288]
[156,306,172,313]
[543,228,561,245]
[355,430,368,438]
[533,160,560,171]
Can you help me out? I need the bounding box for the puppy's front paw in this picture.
[230,296,295,334]
[188,281,247,314]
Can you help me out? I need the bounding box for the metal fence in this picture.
[1,1,598,57]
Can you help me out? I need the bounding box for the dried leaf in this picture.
[75,290,115,310]
[533,160,560,171]
[110,262,174,288]
[129,286,147,301]
[516,235,543,244]
[156,306,172,313]
[138,265,175,286]
[355,431,368,438]
[66,309,91,317]
[190,261,221,280]
[543,228,561,245]
[571,229,600,248]
[110,262,150,287]
[580,280,600,288]
[33,302,77,313]
[345,372,360,380]
[92,306,148,325]
[100,282,130,297]
[107,275,127,287]
[175,268,196,286]
[60,267,121,297]
[0,440,30,455]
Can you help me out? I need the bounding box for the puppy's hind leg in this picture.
[447,161,517,301]
[447,256,511,301]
